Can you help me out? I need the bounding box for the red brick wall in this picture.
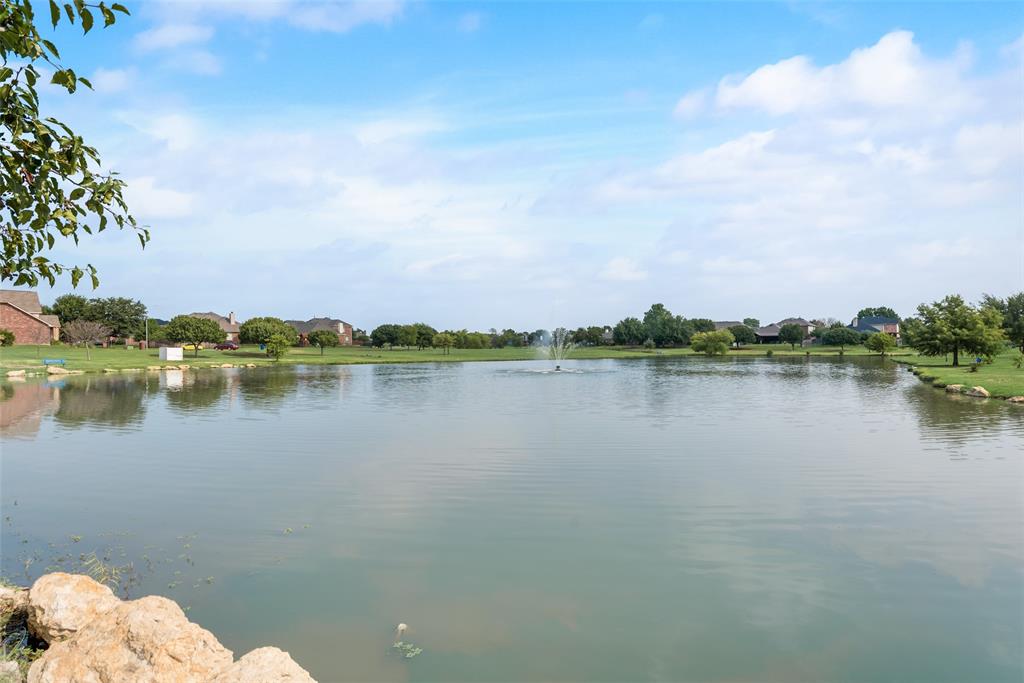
[0,303,54,344]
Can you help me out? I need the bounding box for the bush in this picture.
[766,349,774,357]
[265,333,291,361]
[0,329,14,346]
[691,329,734,356]
[642,338,656,350]
[864,332,896,356]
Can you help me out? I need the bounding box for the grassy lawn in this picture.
[895,352,1024,398]
[2,341,910,373]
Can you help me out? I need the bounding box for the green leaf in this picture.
[78,76,93,89]
[81,8,94,33]
[64,3,75,23]
[100,4,116,27]
[111,2,130,14]
[69,188,86,200]
[50,0,61,27]
[70,267,83,287]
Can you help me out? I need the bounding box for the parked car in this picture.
[182,344,203,351]
[215,342,240,351]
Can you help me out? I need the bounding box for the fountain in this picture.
[541,327,576,369]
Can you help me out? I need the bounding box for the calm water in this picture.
[1,357,1022,682]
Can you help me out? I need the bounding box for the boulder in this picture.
[212,647,316,683]
[178,364,191,370]
[147,366,163,371]
[1007,396,1024,404]
[27,596,233,683]
[944,384,963,393]
[965,386,990,398]
[221,363,234,368]
[27,573,120,644]
[45,366,67,375]
[103,368,119,373]
[6,370,25,377]
[0,584,29,615]
[0,660,22,683]
[246,364,257,368]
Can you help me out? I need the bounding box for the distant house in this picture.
[755,318,816,344]
[850,315,900,342]
[189,312,240,343]
[0,290,60,344]
[714,321,744,331]
[286,317,353,346]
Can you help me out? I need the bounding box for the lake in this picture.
[1,357,1021,682]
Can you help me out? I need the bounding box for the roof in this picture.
[0,290,42,314]
[189,312,239,333]
[38,314,60,328]
[285,317,350,335]
[850,316,899,333]
[776,317,812,326]
[714,321,744,331]
[756,325,780,337]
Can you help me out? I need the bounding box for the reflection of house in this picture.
[714,321,743,331]
[755,318,816,344]
[0,381,60,437]
[850,316,900,342]
[286,318,353,346]
[0,290,60,344]
[189,312,240,343]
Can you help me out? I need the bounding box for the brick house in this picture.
[188,312,240,343]
[286,317,354,346]
[0,290,60,344]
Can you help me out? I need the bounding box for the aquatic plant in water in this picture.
[392,641,423,659]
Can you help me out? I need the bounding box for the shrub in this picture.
[266,333,291,361]
[864,332,896,356]
[766,349,774,357]
[691,330,734,356]
[0,329,14,346]
[642,338,656,350]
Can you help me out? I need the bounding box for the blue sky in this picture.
[35,0,1024,329]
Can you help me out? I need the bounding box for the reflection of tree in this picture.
[238,367,299,410]
[903,380,1018,444]
[164,372,228,413]
[55,376,147,428]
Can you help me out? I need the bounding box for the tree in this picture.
[1,0,147,288]
[45,294,93,324]
[902,295,1004,366]
[612,317,645,345]
[307,330,338,356]
[743,318,760,329]
[239,317,297,345]
[265,333,291,361]
[778,323,804,350]
[0,329,14,346]
[62,319,111,360]
[432,332,455,355]
[90,296,145,339]
[864,332,896,356]
[411,323,437,350]
[691,329,734,356]
[690,318,716,334]
[642,304,689,347]
[983,292,1024,353]
[857,306,899,320]
[728,325,755,346]
[820,327,863,350]
[165,315,225,357]
[370,324,401,348]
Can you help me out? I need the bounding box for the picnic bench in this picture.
[42,359,65,366]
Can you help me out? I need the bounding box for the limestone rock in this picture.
[147,366,163,371]
[944,384,963,393]
[965,386,990,398]
[178,364,191,370]
[221,363,234,368]
[0,584,29,615]
[0,660,22,683]
[45,366,67,375]
[27,573,120,643]
[6,370,25,377]
[103,368,119,373]
[212,647,316,683]
[1006,396,1024,403]
[28,596,232,683]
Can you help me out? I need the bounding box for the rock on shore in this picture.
[2,573,314,683]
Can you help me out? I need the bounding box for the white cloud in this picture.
[165,49,223,76]
[600,257,648,282]
[673,89,707,120]
[90,67,135,93]
[457,12,483,33]
[125,177,195,219]
[133,23,214,52]
[354,116,448,145]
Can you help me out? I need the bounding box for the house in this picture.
[286,317,353,346]
[0,290,60,344]
[755,318,816,344]
[714,321,744,331]
[850,315,900,342]
[189,312,240,343]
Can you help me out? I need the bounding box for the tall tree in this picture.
[165,315,225,357]
[1,0,147,288]
[432,332,455,355]
[46,294,93,324]
[370,324,401,348]
[982,292,1024,353]
[820,327,863,350]
[902,295,1004,366]
[778,323,804,350]
[612,317,644,345]
[857,306,899,320]
[728,324,756,346]
[239,317,297,345]
[90,296,146,339]
[743,318,760,329]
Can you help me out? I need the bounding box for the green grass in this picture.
[0,342,913,374]
[895,352,1024,398]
